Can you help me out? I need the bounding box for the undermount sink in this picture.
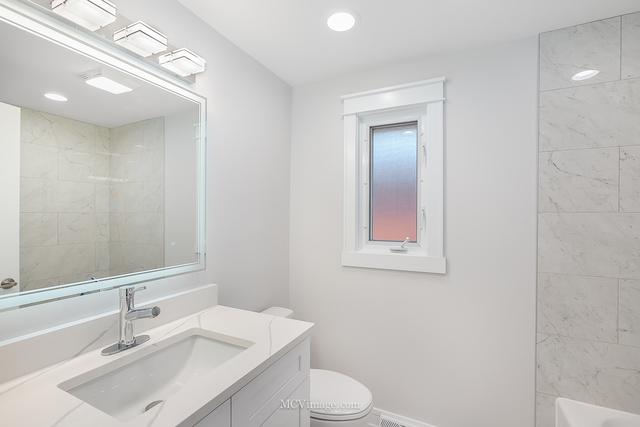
[58,328,252,421]
[556,398,640,427]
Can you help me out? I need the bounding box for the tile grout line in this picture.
[617,278,621,344]
[539,74,640,95]
[618,146,621,213]
[539,211,640,214]
[537,270,636,281]
[540,329,640,350]
[540,144,640,154]
[620,16,623,81]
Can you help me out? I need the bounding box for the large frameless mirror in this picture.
[0,0,206,310]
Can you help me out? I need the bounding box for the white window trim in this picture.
[341,77,446,274]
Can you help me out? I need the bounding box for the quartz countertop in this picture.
[0,305,313,426]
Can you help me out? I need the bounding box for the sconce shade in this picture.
[51,0,116,31]
[114,21,168,57]
[159,48,206,77]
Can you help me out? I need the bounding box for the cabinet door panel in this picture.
[232,339,310,427]
[195,400,231,427]
[262,378,310,427]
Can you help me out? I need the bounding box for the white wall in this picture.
[118,0,292,311]
[289,38,538,427]
[0,0,291,340]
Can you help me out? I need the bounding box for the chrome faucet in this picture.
[101,286,160,356]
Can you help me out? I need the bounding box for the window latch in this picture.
[390,237,411,253]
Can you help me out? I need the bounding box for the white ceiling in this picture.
[0,19,196,128]
[178,0,640,86]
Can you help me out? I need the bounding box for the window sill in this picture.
[341,251,446,274]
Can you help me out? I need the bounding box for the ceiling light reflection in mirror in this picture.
[44,92,68,102]
[84,75,133,94]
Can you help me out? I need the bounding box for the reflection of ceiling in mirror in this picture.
[0,20,197,128]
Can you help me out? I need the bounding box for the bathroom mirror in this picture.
[0,0,206,310]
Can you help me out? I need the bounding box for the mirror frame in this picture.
[0,0,207,311]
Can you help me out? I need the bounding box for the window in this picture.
[341,78,446,273]
[369,122,418,242]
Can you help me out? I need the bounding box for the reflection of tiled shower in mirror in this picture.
[19,110,166,291]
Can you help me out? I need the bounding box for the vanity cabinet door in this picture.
[195,400,231,427]
[261,378,310,427]
[231,339,310,427]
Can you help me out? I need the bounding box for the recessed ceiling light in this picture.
[85,76,132,94]
[571,69,600,81]
[44,92,68,102]
[51,0,116,32]
[327,12,356,32]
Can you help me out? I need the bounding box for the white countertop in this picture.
[0,305,313,427]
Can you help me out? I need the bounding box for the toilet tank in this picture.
[261,306,294,318]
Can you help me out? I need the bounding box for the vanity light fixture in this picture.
[327,11,356,32]
[571,69,600,81]
[51,0,117,31]
[44,92,68,102]
[114,21,168,57]
[158,48,206,77]
[85,75,132,94]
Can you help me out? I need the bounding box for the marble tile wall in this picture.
[20,109,111,291]
[108,118,165,276]
[536,12,640,427]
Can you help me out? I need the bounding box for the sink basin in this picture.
[556,398,640,427]
[59,328,252,421]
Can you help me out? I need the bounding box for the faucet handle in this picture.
[132,286,147,295]
[119,286,147,301]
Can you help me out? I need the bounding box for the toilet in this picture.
[261,307,374,426]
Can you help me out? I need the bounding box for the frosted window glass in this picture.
[369,122,418,242]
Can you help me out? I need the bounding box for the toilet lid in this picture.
[310,369,373,421]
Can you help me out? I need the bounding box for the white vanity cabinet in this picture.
[195,338,310,427]
[195,400,231,427]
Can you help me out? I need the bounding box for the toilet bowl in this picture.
[261,307,374,426]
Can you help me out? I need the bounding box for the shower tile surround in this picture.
[19,109,165,291]
[536,12,640,427]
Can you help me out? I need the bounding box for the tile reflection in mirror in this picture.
[17,109,198,291]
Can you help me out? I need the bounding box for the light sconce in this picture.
[51,0,117,31]
[159,48,206,77]
[114,21,168,57]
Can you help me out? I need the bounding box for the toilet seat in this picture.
[309,369,373,422]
